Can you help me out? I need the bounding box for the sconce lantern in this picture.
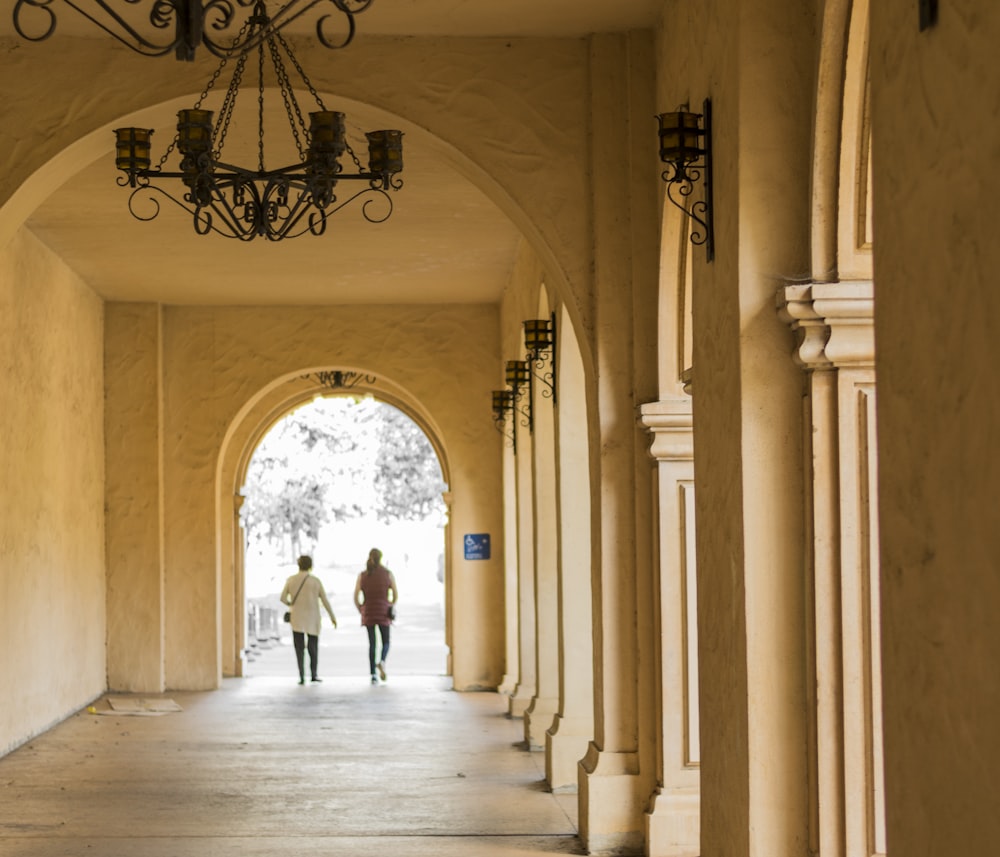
[505,359,533,434]
[523,312,557,404]
[491,389,516,450]
[657,98,714,262]
[505,359,530,389]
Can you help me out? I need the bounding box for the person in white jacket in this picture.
[280,555,337,684]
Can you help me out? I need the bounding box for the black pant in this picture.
[292,631,319,680]
[366,624,391,675]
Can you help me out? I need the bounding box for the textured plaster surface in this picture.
[104,304,165,692]
[0,228,106,755]
[102,303,505,691]
[871,1,1000,854]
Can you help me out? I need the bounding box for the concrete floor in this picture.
[1,661,581,855]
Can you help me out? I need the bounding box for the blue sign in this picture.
[464,533,491,560]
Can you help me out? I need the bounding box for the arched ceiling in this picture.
[14,0,661,306]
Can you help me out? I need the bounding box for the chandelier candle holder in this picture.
[656,98,714,262]
[13,0,375,61]
[523,312,557,405]
[113,0,403,241]
[491,390,516,451]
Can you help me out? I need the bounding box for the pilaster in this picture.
[509,420,537,718]
[545,312,595,792]
[778,280,886,857]
[105,302,166,693]
[525,368,560,749]
[639,398,701,857]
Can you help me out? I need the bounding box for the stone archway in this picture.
[216,367,452,679]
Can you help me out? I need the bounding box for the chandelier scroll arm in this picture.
[14,0,181,57]
[13,0,375,59]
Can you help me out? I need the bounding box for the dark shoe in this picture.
[311,677,322,682]
[297,678,305,685]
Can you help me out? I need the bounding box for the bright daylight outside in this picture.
[239,395,449,681]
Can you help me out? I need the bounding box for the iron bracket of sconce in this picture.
[491,390,516,453]
[523,312,557,406]
[505,359,533,435]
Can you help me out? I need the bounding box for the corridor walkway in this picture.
[1,674,580,856]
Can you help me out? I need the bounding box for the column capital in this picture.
[640,398,694,462]
[777,280,874,369]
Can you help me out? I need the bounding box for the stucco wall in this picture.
[104,302,505,691]
[0,227,106,755]
[871,2,1000,854]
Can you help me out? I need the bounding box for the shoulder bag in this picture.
[283,575,309,623]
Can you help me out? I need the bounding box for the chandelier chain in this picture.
[345,135,364,173]
[257,36,266,172]
[275,31,327,112]
[271,30,364,170]
[155,135,177,173]
[151,27,246,170]
[214,47,250,161]
[269,38,309,162]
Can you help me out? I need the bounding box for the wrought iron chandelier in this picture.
[110,0,403,241]
[13,0,374,61]
[302,370,376,389]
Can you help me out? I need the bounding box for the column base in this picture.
[579,742,646,855]
[524,695,559,750]
[498,672,518,696]
[645,787,699,857]
[508,682,534,718]
[546,713,593,792]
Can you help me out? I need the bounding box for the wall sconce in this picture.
[505,359,533,434]
[657,98,714,262]
[491,390,516,451]
[523,312,557,405]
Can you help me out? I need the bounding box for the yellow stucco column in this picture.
[524,357,560,749]
[105,302,166,693]
[546,308,594,792]
[509,405,537,718]
[499,444,520,698]
[578,32,659,854]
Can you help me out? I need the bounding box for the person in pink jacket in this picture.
[280,555,337,684]
[353,548,398,684]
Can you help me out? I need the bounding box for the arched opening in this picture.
[236,393,449,682]
[218,369,455,681]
